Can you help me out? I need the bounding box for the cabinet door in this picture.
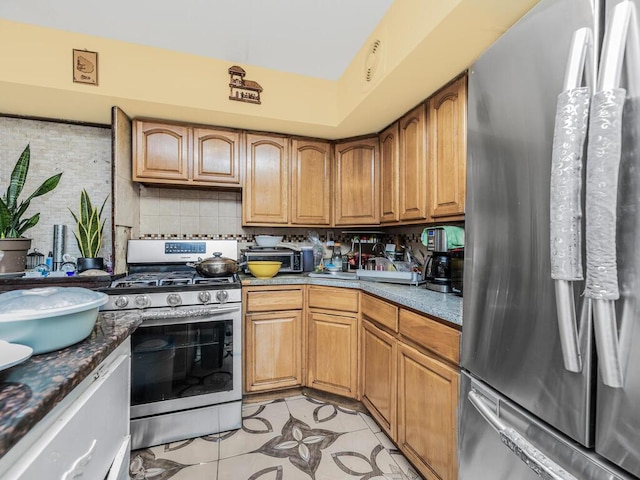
[397,342,459,480]
[134,121,189,182]
[429,76,467,220]
[361,320,397,439]
[291,139,332,225]
[379,123,400,223]
[243,133,289,224]
[334,137,380,226]
[399,104,428,221]
[192,127,241,186]
[245,311,302,392]
[307,311,358,398]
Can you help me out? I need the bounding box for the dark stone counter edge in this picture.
[240,274,463,328]
[0,311,141,460]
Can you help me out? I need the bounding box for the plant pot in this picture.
[0,238,32,273]
[77,257,104,273]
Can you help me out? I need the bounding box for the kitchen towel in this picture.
[584,88,625,301]
[421,226,464,249]
[549,87,590,281]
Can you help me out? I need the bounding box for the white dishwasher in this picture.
[0,339,131,480]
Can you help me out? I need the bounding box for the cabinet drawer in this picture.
[245,288,304,312]
[6,351,130,480]
[399,309,460,365]
[361,294,398,332]
[308,286,359,313]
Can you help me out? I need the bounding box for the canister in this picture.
[301,246,314,272]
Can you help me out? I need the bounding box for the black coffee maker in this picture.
[423,227,463,293]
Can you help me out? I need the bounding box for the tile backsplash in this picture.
[139,186,243,236]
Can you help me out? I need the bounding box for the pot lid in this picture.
[0,287,108,321]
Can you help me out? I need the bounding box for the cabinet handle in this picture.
[61,439,97,480]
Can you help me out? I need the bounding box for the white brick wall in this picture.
[0,117,112,261]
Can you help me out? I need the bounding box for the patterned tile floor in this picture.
[129,393,423,479]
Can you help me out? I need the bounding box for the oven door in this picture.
[130,304,242,419]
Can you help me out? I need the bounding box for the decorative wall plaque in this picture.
[228,66,262,104]
[73,49,98,85]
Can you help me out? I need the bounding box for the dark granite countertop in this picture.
[241,273,463,328]
[0,273,114,293]
[0,310,141,460]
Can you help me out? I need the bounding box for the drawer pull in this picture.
[62,439,97,479]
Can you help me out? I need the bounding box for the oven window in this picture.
[131,320,233,405]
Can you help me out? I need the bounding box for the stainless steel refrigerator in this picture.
[460,0,640,478]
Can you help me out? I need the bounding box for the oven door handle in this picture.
[139,305,240,326]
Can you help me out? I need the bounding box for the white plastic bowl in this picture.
[0,287,108,354]
[254,235,284,247]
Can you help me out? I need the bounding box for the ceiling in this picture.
[0,0,394,81]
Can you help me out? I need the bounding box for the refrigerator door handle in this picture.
[585,0,639,388]
[468,390,579,480]
[550,28,593,373]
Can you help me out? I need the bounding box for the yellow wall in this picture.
[0,0,539,138]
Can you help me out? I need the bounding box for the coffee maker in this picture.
[423,227,464,293]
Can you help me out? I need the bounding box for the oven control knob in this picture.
[216,290,229,304]
[166,293,182,307]
[198,291,212,304]
[134,294,151,309]
[114,296,129,309]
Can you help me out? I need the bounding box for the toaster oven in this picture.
[241,247,303,273]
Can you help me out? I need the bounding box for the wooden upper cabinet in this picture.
[334,137,380,226]
[243,133,290,225]
[399,103,428,222]
[133,120,242,187]
[379,123,399,224]
[192,127,241,185]
[134,121,189,182]
[429,75,467,220]
[291,139,332,225]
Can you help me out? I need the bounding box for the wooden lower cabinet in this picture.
[245,310,303,392]
[361,320,397,439]
[307,310,358,398]
[244,286,304,393]
[397,342,459,480]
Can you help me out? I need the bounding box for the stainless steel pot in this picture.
[187,252,241,277]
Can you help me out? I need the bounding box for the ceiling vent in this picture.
[363,39,384,90]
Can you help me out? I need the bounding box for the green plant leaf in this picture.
[80,190,91,226]
[77,222,90,257]
[0,199,10,239]
[17,213,40,237]
[69,190,107,257]
[26,173,62,200]
[6,145,30,211]
[1,144,62,238]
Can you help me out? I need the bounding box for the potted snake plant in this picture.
[0,144,62,273]
[69,189,108,272]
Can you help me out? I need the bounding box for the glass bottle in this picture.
[332,242,342,270]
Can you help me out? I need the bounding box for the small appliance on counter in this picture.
[422,226,464,293]
[240,246,302,273]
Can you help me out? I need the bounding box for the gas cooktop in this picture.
[110,271,240,289]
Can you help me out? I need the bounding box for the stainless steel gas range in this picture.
[100,239,242,450]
